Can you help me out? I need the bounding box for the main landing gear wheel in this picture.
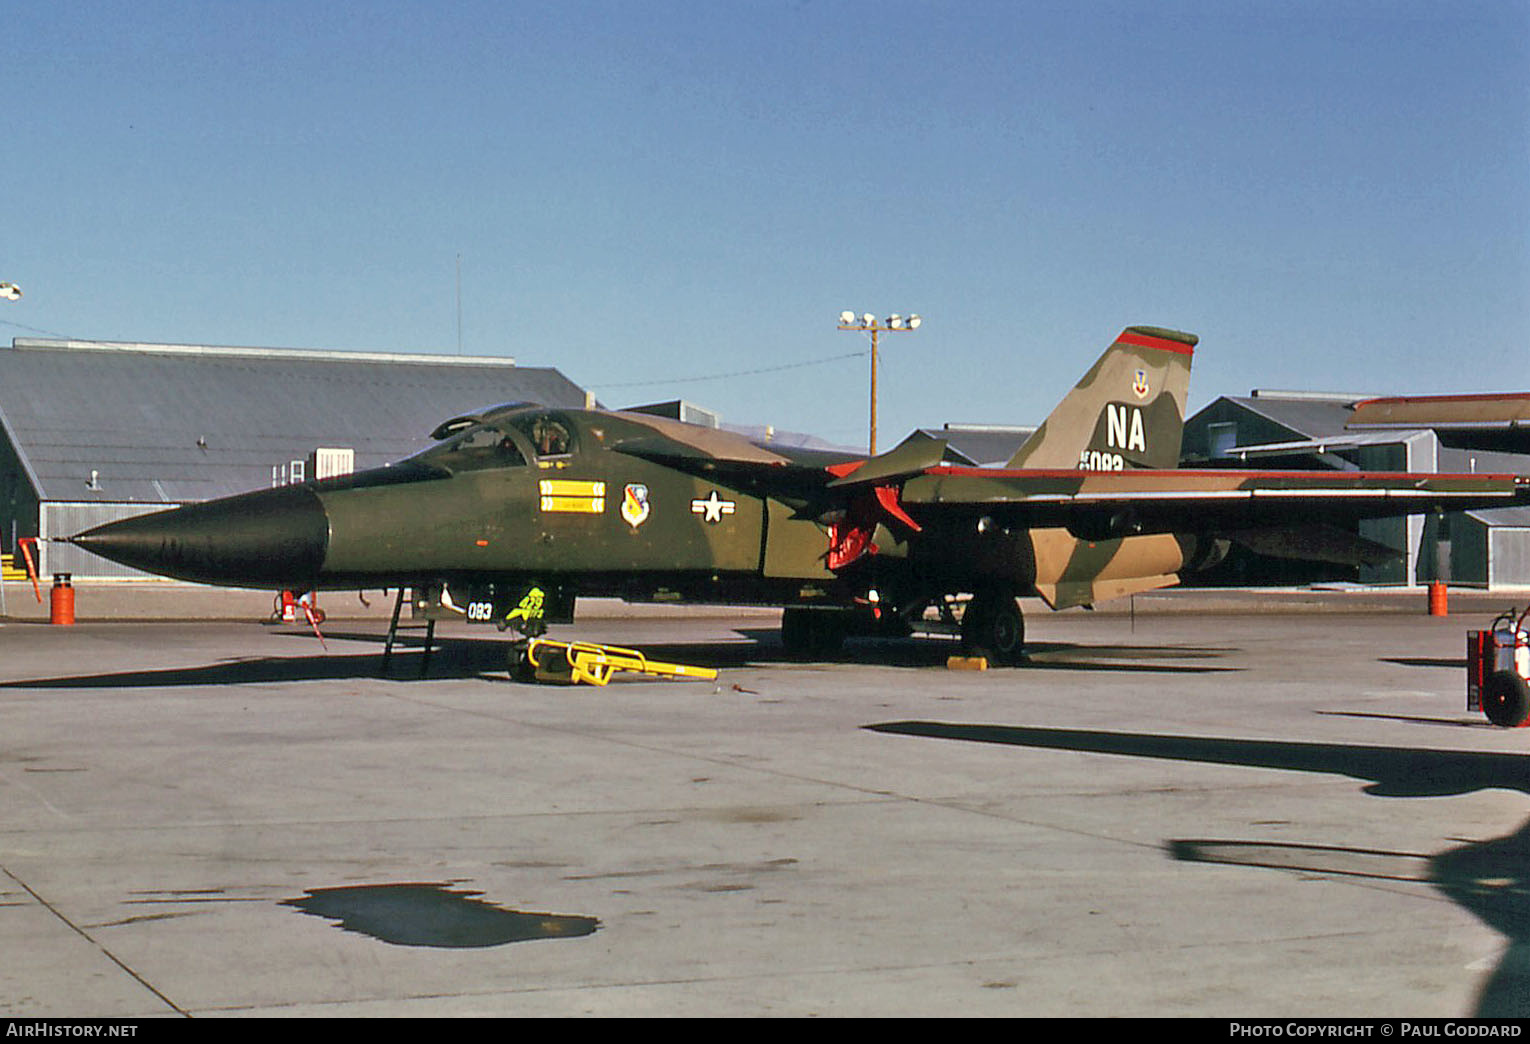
[780,607,846,659]
[1483,669,1530,728]
[961,589,1025,666]
[507,640,536,683]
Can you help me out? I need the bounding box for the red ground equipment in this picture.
[1467,607,1530,727]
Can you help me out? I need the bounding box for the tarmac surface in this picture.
[5,586,1530,1017]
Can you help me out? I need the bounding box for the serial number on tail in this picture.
[1079,450,1125,471]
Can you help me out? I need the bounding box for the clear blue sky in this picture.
[6,1,1527,450]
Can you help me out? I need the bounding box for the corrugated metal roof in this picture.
[1221,394,1358,440]
[918,426,1034,467]
[1221,429,1434,459]
[0,338,588,503]
[722,424,859,453]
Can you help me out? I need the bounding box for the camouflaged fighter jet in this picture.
[71,326,1530,665]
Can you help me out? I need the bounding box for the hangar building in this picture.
[0,337,588,578]
[1182,390,1530,588]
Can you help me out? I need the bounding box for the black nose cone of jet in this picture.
[71,485,329,588]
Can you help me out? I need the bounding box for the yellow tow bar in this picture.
[525,638,718,687]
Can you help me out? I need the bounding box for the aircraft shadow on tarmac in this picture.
[1380,656,1468,671]
[0,632,514,689]
[0,627,1239,689]
[731,628,1239,674]
[866,721,1530,1017]
[1314,709,1502,731]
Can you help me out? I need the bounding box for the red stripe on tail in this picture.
[1116,330,1195,356]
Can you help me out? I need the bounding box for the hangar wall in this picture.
[0,338,590,580]
[1183,391,1530,589]
[1491,528,1530,588]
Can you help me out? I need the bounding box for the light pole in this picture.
[838,310,920,455]
[0,282,20,302]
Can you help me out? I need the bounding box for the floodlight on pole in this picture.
[0,282,21,302]
[837,310,922,455]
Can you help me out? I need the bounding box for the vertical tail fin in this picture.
[1006,326,1196,471]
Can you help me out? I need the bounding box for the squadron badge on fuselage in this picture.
[622,483,651,529]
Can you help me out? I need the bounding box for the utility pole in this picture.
[837,311,921,455]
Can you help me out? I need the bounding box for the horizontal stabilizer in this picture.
[827,431,948,489]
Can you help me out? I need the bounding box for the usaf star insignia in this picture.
[690,490,736,524]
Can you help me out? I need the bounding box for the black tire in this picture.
[1483,670,1530,727]
[780,608,811,655]
[961,590,1025,665]
[507,642,536,683]
[781,608,845,658]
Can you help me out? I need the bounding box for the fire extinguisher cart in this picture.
[1468,607,1530,727]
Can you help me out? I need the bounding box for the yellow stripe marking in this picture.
[539,479,606,514]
